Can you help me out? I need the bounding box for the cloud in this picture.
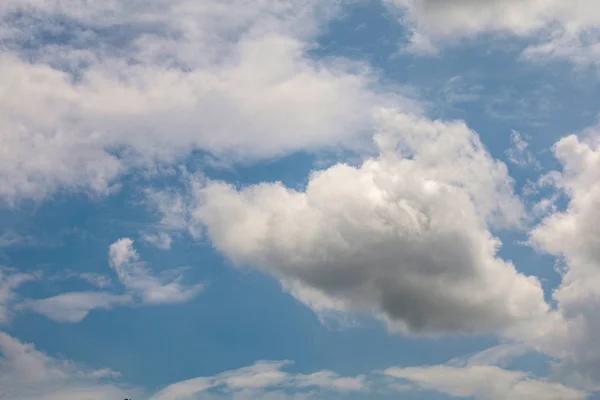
[456,343,532,369]
[142,232,173,250]
[77,273,113,289]
[18,292,131,323]
[384,364,586,400]
[19,238,203,323]
[386,0,600,67]
[0,331,587,400]
[145,185,205,240]
[382,341,585,399]
[155,109,550,335]
[0,0,413,203]
[438,76,482,107]
[0,332,367,400]
[0,268,39,324]
[504,131,541,170]
[109,238,204,305]
[151,344,585,400]
[0,332,137,400]
[0,232,27,248]
[151,361,365,400]
[528,125,600,390]
[49,271,113,289]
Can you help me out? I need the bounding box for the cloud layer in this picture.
[387,0,600,65]
[1,332,584,400]
[0,332,136,400]
[385,364,586,400]
[0,0,410,203]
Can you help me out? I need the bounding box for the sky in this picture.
[2,0,600,399]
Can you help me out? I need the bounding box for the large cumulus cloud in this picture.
[170,109,550,335]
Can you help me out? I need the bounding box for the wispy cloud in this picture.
[505,131,542,170]
[18,238,203,323]
[387,0,600,68]
[109,238,204,305]
[0,332,584,400]
[0,268,40,324]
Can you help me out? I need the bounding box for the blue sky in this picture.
[2,1,600,399]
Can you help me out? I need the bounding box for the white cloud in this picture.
[529,126,600,389]
[458,343,532,369]
[0,332,137,400]
[145,184,206,240]
[0,0,413,203]
[18,292,131,323]
[109,237,204,305]
[383,342,585,399]
[0,268,39,324]
[386,0,600,67]
[0,331,370,400]
[151,360,365,400]
[142,232,174,250]
[505,131,541,170]
[438,76,482,107]
[0,331,587,400]
[159,109,550,335]
[49,271,113,289]
[77,273,113,289]
[0,331,365,400]
[0,232,27,248]
[19,238,203,323]
[384,364,587,400]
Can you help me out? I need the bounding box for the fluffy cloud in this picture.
[157,109,550,335]
[529,126,600,389]
[386,0,600,66]
[0,0,410,203]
